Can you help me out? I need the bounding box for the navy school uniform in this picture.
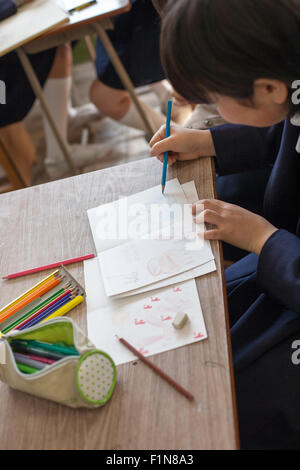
[210,120,300,449]
[0,48,56,127]
[95,0,165,89]
[0,0,56,127]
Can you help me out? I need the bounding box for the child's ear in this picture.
[254,78,289,104]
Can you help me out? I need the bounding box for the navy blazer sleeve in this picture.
[0,0,17,21]
[210,122,284,176]
[257,229,300,314]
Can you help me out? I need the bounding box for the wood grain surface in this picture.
[0,157,239,449]
[43,0,131,37]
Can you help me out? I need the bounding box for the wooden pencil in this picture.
[0,270,59,316]
[161,100,172,194]
[15,289,73,330]
[0,277,61,324]
[2,254,95,280]
[40,295,84,323]
[118,336,194,401]
[1,287,66,334]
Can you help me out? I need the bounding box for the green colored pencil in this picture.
[1,288,65,333]
[16,362,39,374]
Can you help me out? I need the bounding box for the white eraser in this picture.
[172,312,189,329]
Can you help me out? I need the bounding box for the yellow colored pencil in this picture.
[41,295,84,323]
[0,270,59,316]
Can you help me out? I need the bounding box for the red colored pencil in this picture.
[118,336,194,401]
[23,354,56,365]
[2,254,95,280]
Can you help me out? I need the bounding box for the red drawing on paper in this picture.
[151,296,160,302]
[193,332,204,339]
[173,287,182,292]
[143,304,152,310]
[135,319,146,325]
[147,250,194,277]
[160,315,172,321]
[139,347,149,355]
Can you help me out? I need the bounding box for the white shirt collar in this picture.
[291,112,300,127]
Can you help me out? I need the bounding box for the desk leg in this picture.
[93,23,155,138]
[16,47,77,176]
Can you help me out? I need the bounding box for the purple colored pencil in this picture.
[19,293,72,330]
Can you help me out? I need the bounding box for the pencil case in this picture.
[0,317,117,408]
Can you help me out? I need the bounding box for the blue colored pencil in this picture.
[18,293,72,330]
[161,100,173,193]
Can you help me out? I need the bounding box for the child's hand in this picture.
[192,199,278,255]
[149,124,216,165]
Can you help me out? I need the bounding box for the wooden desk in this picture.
[0,157,239,450]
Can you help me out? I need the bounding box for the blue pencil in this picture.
[18,293,72,330]
[161,100,173,193]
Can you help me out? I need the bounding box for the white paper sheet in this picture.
[99,229,213,296]
[87,178,190,253]
[85,257,207,365]
[112,181,216,298]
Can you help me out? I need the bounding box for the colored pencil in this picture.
[0,277,61,324]
[26,354,56,365]
[2,254,95,280]
[14,352,47,370]
[0,270,59,316]
[11,342,65,360]
[18,293,73,330]
[41,295,84,323]
[69,0,97,14]
[15,289,73,330]
[16,340,78,356]
[16,362,39,374]
[118,336,194,401]
[1,288,66,333]
[161,100,172,194]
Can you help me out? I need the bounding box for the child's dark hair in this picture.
[160,0,300,115]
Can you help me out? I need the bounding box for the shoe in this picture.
[45,143,111,179]
[68,103,102,139]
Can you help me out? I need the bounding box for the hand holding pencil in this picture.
[149,125,216,164]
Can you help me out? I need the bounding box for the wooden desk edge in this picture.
[37,2,132,40]
[210,156,240,449]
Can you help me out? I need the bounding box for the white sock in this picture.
[42,76,71,164]
[119,100,166,133]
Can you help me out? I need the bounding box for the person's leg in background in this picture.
[42,44,109,179]
[89,0,168,137]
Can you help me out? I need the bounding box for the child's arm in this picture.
[192,199,278,256]
[192,199,300,313]
[150,122,284,174]
[257,230,300,314]
[149,124,215,164]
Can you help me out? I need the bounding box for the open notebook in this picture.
[0,0,69,58]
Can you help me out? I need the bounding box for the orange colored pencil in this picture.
[0,277,61,324]
[0,270,59,316]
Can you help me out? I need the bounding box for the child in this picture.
[150,0,300,449]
